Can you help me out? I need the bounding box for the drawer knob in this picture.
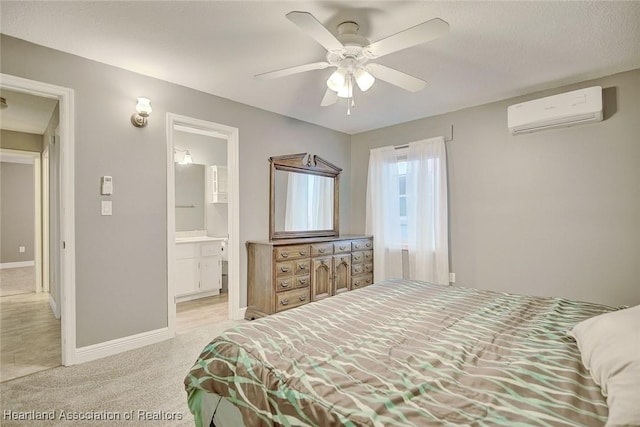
[299,250,307,256]
[339,245,346,250]
[280,266,290,273]
[281,299,289,306]
[299,295,306,302]
[366,243,372,248]
[298,265,307,271]
[281,281,290,288]
[354,282,360,287]
[319,248,326,253]
[299,278,307,285]
[281,252,289,258]
[355,244,361,249]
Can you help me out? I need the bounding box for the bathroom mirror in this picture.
[175,163,205,231]
[270,153,341,240]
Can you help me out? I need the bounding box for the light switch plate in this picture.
[101,200,112,216]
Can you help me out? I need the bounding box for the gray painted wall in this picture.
[0,161,35,263]
[351,69,640,307]
[1,35,351,347]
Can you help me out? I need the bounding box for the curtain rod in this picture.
[394,126,453,149]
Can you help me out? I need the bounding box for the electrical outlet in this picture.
[19,246,26,253]
[449,272,456,283]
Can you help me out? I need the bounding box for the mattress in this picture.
[185,279,615,426]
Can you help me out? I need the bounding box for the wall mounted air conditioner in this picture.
[507,86,603,135]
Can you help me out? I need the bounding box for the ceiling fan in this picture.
[256,11,449,114]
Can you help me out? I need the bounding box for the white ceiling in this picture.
[0,89,58,134]
[1,1,639,135]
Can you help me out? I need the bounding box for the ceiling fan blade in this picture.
[367,63,427,92]
[286,11,344,53]
[320,89,338,106]
[364,18,449,58]
[255,61,331,80]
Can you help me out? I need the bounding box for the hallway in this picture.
[0,288,61,382]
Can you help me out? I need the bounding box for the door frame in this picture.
[1,73,76,365]
[166,113,241,337]
[42,145,50,294]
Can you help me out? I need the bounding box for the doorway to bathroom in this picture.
[166,114,240,336]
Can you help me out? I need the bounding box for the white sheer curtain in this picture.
[365,146,403,280]
[284,172,308,231]
[309,175,333,230]
[406,136,449,284]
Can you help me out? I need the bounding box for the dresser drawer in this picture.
[275,261,294,277]
[295,259,310,275]
[351,251,364,264]
[276,288,310,312]
[333,240,351,254]
[351,239,373,251]
[352,264,365,275]
[275,245,310,261]
[364,263,373,274]
[351,274,373,289]
[311,243,333,257]
[294,275,310,289]
[363,250,373,262]
[276,277,294,292]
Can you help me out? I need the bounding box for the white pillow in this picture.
[570,304,640,427]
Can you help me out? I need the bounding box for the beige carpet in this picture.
[0,319,245,426]
[0,266,36,296]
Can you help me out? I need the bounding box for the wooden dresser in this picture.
[246,235,373,319]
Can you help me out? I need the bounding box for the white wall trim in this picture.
[49,293,60,319]
[74,328,171,365]
[0,261,35,269]
[1,73,77,366]
[166,113,242,338]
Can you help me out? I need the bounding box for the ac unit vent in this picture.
[507,86,603,135]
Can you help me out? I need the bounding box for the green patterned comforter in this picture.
[185,279,614,426]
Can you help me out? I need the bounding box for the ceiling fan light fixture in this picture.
[336,81,353,99]
[327,68,347,92]
[355,68,375,92]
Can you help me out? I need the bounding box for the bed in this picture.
[184,279,637,426]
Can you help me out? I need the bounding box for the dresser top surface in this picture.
[247,234,372,247]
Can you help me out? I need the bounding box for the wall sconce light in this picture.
[175,148,193,165]
[131,97,152,128]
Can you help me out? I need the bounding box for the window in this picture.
[366,137,449,283]
[396,149,408,245]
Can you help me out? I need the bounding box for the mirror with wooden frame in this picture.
[269,153,341,240]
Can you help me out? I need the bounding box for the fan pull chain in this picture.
[347,74,356,116]
[347,76,352,115]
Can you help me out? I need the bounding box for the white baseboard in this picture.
[238,306,247,320]
[175,289,219,304]
[49,294,60,319]
[0,261,35,269]
[75,327,171,365]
